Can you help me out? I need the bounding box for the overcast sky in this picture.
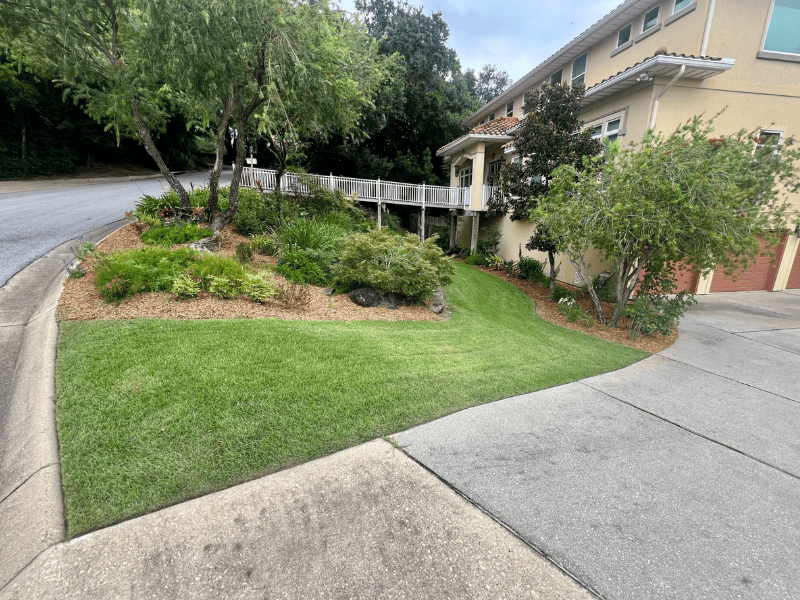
[337,0,624,83]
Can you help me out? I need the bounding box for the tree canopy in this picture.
[539,118,800,327]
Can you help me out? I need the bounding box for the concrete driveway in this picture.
[398,290,800,600]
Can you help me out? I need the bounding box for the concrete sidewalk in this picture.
[398,291,800,600]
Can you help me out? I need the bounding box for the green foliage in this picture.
[75,242,96,260]
[550,285,577,303]
[187,255,248,291]
[275,250,328,286]
[332,229,455,301]
[464,254,487,266]
[477,226,501,256]
[68,269,85,279]
[485,254,505,271]
[518,257,544,281]
[624,293,696,339]
[557,297,594,327]
[235,242,253,263]
[249,234,279,256]
[275,216,346,254]
[140,224,210,247]
[382,212,403,232]
[233,190,295,236]
[241,272,278,303]
[95,247,197,304]
[171,272,201,299]
[207,276,238,299]
[540,116,800,327]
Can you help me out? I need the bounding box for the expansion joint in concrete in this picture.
[580,381,800,482]
[0,463,59,507]
[395,441,609,600]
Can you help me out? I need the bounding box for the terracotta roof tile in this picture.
[437,117,519,154]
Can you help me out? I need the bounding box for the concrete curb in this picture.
[0,220,128,589]
[0,171,199,195]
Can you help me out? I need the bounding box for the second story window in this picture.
[489,112,496,121]
[643,6,660,32]
[617,23,632,47]
[764,1,800,56]
[550,69,563,85]
[571,53,587,87]
[674,0,692,12]
[506,101,514,117]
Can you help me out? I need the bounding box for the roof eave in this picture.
[437,134,515,158]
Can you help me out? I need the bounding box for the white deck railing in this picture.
[236,166,479,209]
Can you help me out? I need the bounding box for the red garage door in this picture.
[709,236,786,293]
[786,241,800,289]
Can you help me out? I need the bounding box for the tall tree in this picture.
[462,64,512,105]
[539,118,800,326]
[490,83,603,288]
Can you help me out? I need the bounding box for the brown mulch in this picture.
[470,262,677,353]
[57,223,442,323]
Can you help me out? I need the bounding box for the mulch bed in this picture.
[469,262,677,353]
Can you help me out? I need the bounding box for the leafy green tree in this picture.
[462,64,512,105]
[491,83,603,288]
[538,118,800,327]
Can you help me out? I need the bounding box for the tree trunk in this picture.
[131,98,190,208]
[607,259,647,328]
[547,250,559,290]
[207,97,234,226]
[569,254,607,325]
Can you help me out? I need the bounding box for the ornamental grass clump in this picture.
[332,230,454,301]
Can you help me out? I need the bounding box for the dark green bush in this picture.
[550,285,577,302]
[94,247,197,304]
[464,254,487,266]
[518,257,544,280]
[249,234,279,255]
[233,190,295,236]
[275,250,328,286]
[477,226,501,256]
[332,230,455,301]
[140,224,210,247]
[187,254,248,290]
[235,242,253,263]
[624,292,697,338]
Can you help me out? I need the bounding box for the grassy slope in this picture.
[56,262,647,536]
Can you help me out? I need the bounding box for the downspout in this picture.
[699,0,717,56]
[649,65,686,130]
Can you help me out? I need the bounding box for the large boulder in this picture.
[349,288,382,308]
[188,234,221,253]
[429,289,446,314]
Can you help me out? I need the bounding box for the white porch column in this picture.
[469,142,486,212]
[470,213,480,254]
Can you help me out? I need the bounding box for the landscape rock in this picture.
[381,292,402,310]
[322,288,335,297]
[66,263,85,277]
[188,235,221,253]
[429,289,446,314]
[349,288,382,308]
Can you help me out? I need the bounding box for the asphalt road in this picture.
[0,171,232,289]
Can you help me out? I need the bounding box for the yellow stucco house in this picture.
[437,0,800,293]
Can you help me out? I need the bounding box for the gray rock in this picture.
[322,288,335,297]
[381,292,402,310]
[66,263,85,277]
[429,289,446,314]
[349,288,382,307]
[188,235,221,253]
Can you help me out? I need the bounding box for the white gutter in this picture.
[649,65,686,130]
[700,0,717,56]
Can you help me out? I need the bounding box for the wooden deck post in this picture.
[450,212,457,250]
[377,200,382,229]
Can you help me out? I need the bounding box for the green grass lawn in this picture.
[56,262,647,537]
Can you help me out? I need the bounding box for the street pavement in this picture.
[398,290,800,600]
[0,170,232,289]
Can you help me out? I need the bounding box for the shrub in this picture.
[382,212,403,232]
[558,297,594,327]
[623,292,696,338]
[171,272,202,299]
[75,242,96,260]
[140,223,210,247]
[277,280,312,309]
[95,247,197,304]
[332,230,455,301]
[274,217,346,253]
[235,242,253,263]
[250,234,279,256]
[485,254,505,271]
[518,257,544,281]
[550,285,577,303]
[241,273,279,303]
[464,254,487,266]
[208,275,239,299]
[187,254,248,290]
[275,250,328,286]
[234,190,295,236]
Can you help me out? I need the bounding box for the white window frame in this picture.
[459,167,472,188]
[617,23,633,48]
[756,129,783,157]
[642,5,660,33]
[486,159,503,185]
[673,0,691,13]
[571,52,588,88]
[506,101,514,118]
[584,109,628,142]
[759,0,800,61]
